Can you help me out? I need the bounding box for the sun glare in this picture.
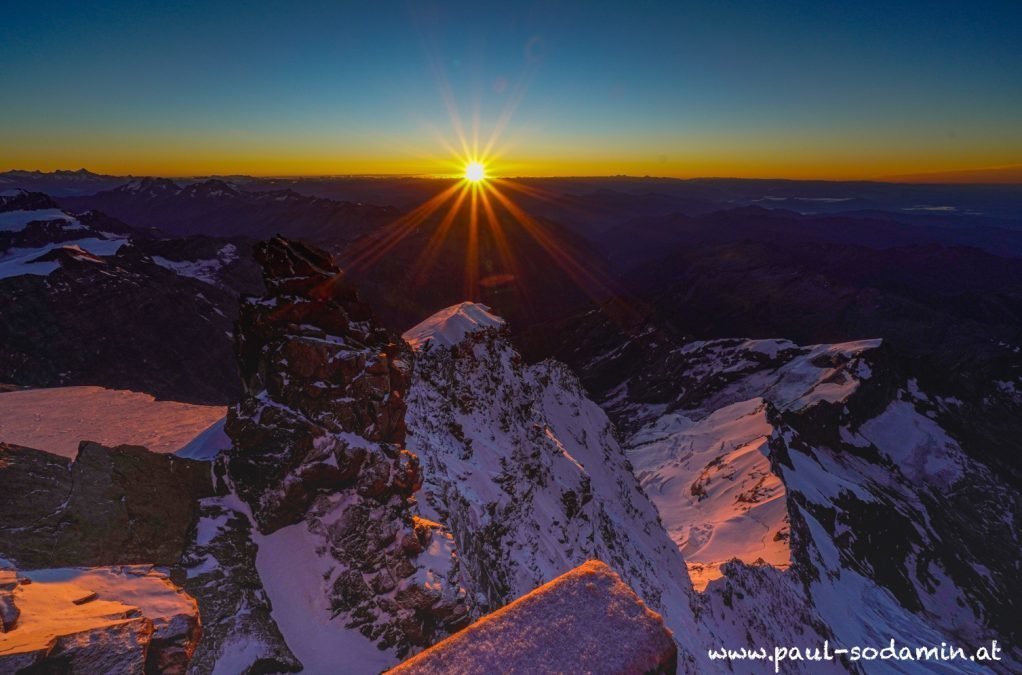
[465,161,486,183]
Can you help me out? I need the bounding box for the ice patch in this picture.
[0,209,74,232]
[0,237,125,279]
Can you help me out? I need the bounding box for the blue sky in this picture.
[2,0,1020,177]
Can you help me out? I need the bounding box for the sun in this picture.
[464,161,486,183]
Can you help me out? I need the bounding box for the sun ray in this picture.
[464,184,480,299]
[481,75,536,161]
[478,185,519,290]
[408,183,470,284]
[343,181,461,272]
[486,183,620,304]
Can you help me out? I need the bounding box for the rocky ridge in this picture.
[403,302,706,670]
[220,236,471,660]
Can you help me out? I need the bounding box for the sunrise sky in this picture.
[2,1,1020,180]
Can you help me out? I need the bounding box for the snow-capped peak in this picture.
[402,302,506,350]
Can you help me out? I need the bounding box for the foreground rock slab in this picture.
[389,560,677,675]
[0,564,200,674]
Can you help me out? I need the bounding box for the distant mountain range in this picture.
[0,168,130,196]
[60,177,399,242]
[0,189,259,403]
[881,164,1022,184]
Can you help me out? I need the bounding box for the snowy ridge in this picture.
[405,304,706,669]
[402,301,505,350]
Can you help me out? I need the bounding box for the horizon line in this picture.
[4,166,1022,186]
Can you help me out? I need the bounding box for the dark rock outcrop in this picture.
[225,237,413,532]
[0,442,214,568]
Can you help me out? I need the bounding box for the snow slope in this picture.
[152,243,239,286]
[628,397,788,589]
[175,417,230,460]
[0,386,226,458]
[0,209,78,232]
[254,517,400,674]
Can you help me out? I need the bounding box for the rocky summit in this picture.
[221,236,470,657]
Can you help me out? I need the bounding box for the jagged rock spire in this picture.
[223,236,469,656]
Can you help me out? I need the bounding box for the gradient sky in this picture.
[2,0,1021,179]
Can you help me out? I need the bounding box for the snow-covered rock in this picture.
[402,301,505,350]
[390,560,677,675]
[591,333,1022,670]
[404,303,703,669]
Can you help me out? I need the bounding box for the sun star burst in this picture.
[465,161,486,183]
